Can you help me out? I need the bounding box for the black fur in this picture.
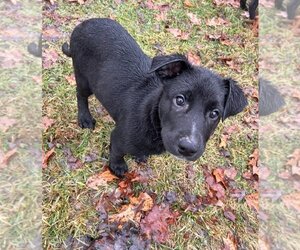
[27,35,42,57]
[62,18,248,177]
[241,0,300,20]
[240,0,258,19]
[259,78,285,116]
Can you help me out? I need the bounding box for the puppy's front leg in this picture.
[108,128,128,178]
[75,73,95,129]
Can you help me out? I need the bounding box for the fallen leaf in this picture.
[42,116,54,131]
[0,148,17,168]
[223,231,238,250]
[83,152,98,163]
[10,0,18,5]
[278,170,292,180]
[42,147,55,169]
[86,170,118,190]
[43,28,61,39]
[68,0,86,4]
[187,51,201,65]
[63,147,83,170]
[108,204,136,225]
[65,74,76,86]
[167,28,190,40]
[281,192,300,213]
[206,17,229,27]
[0,117,17,132]
[186,164,196,180]
[213,168,225,184]
[187,13,201,25]
[141,204,178,243]
[261,188,281,202]
[109,192,153,227]
[164,191,177,204]
[230,188,246,202]
[129,192,153,212]
[0,50,23,68]
[213,0,239,8]
[224,167,237,180]
[43,48,59,69]
[224,209,236,222]
[219,134,228,148]
[225,59,241,72]
[245,192,259,212]
[260,166,270,180]
[184,0,194,7]
[286,149,300,169]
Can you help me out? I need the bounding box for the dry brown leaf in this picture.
[213,0,239,8]
[68,0,86,4]
[10,0,18,5]
[141,204,178,243]
[129,192,154,212]
[245,192,259,212]
[109,204,136,224]
[223,232,238,250]
[213,168,225,184]
[224,167,237,180]
[42,148,55,169]
[42,116,55,131]
[281,192,300,213]
[206,17,229,27]
[187,51,201,65]
[0,50,23,69]
[187,13,201,25]
[0,148,17,168]
[86,170,118,189]
[0,117,17,132]
[184,0,194,7]
[224,209,236,222]
[167,28,190,40]
[65,74,76,86]
[43,48,59,69]
[219,134,228,148]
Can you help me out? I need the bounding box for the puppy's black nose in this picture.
[178,138,198,156]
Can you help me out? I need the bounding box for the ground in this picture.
[7,0,300,249]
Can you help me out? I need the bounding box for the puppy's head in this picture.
[150,54,248,161]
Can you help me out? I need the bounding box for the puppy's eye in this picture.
[209,109,220,119]
[174,95,185,106]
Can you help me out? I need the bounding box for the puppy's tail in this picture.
[62,42,71,57]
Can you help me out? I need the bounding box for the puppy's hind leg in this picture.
[249,0,258,19]
[287,0,300,19]
[275,0,285,10]
[108,128,128,178]
[240,0,248,10]
[75,71,96,129]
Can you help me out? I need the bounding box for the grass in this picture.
[0,0,42,248]
[42,0,259,249]
[257,6,300,249]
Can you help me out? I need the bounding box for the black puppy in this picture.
[62,18,247,177]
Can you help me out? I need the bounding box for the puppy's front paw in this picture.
[134,155,148,164]
[78,115,96,129]
[109,163,128,178]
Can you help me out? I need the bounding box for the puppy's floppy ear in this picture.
[222,78,248,121]
[149,54,191,78]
